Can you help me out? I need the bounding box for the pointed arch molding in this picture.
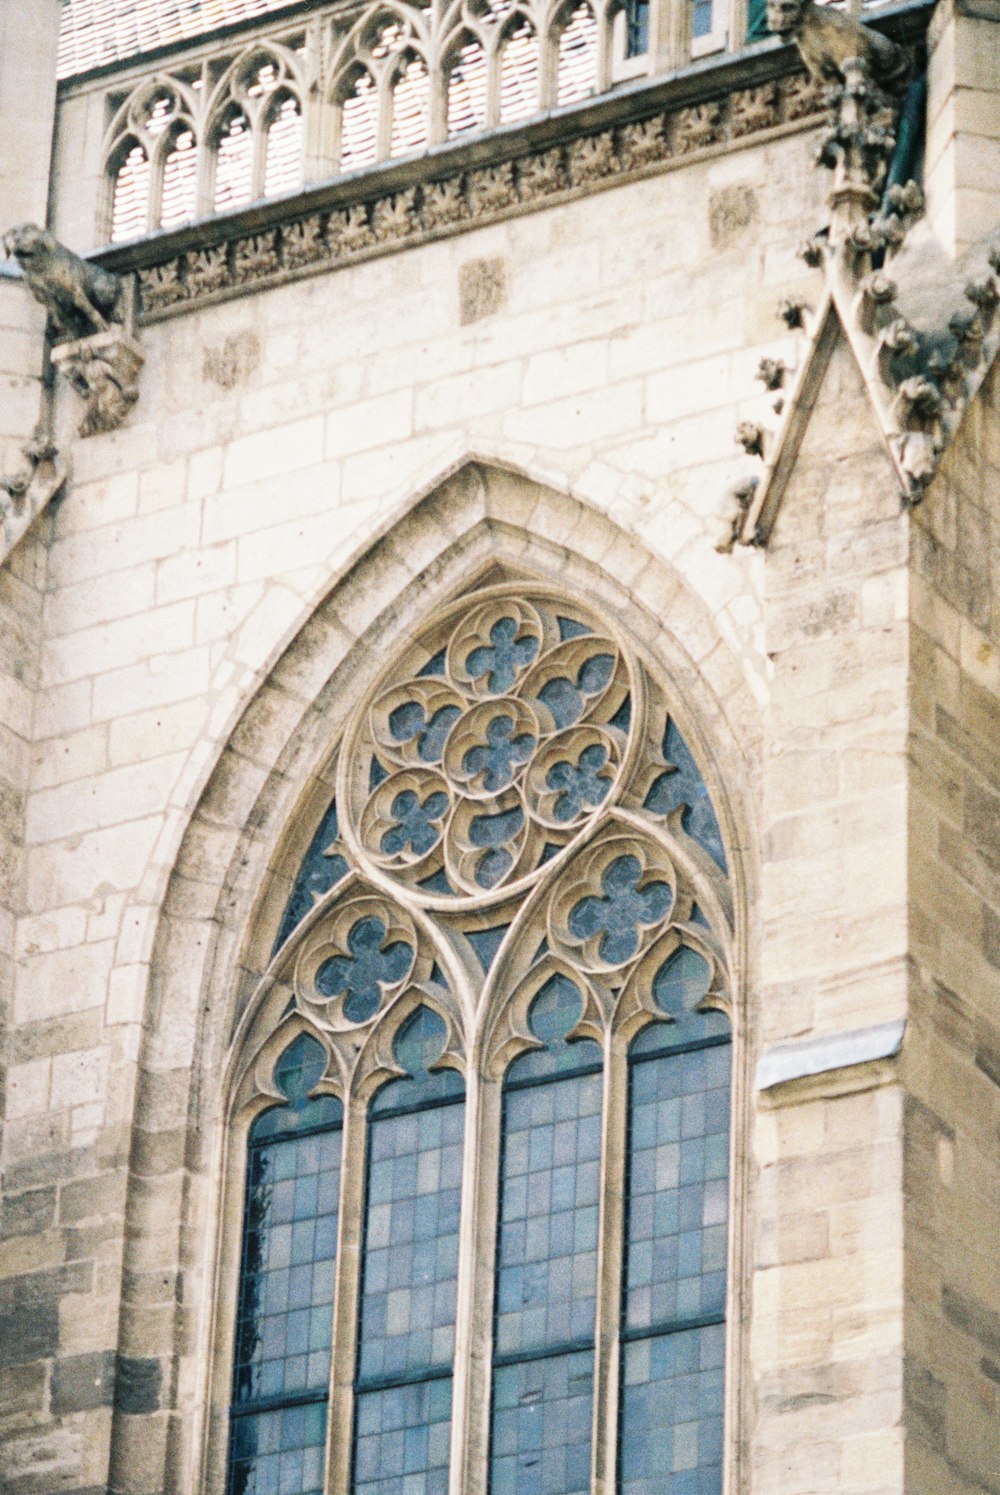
[103,457,760,1495]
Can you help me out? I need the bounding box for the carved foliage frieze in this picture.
[133,69,827,319]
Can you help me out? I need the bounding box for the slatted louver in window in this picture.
[498,19,539,124]
[263,94,304,198]
[446,36,488,136]
[110,142,151,241]
[340,71,379,173]
[160,126,198,227]
[389,53,430,158]
[556,3,598,106]
[214,109,254,211]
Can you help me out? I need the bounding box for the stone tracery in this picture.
[223,576,734,1495]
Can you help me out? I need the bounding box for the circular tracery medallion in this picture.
[338,583,642,904]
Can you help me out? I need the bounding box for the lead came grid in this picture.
[351,1004,465,1495]
[624,1042,730,1332]
[233,1126,342,1406]
[489,973,602,1494]
[491,1348,593,1495]
[229,1401,327,1495]
[357,1100,465,1383]
[494,1069,602,1356]
[620,1323,725,1495]
[353,1376,453,1495]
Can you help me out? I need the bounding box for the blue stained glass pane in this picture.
[624,1038,730,1334]
[353,1377,452,1495]
[229,1399,327,1495]
[274,797,348,953]
[504,974,601,1085]
[494,1065,602,1357]
[467,925,511,973]
[557,616,592,640]
[620,1325,725,1495]
[568,855,672,966]
[251,1034,342,1141]
[315,917,413,1025]
[235,1047,342,1410]
[643,719,726,873]
[630,949,730,1057]
[490,1350,593,1495]
[466,617,539,694]
[357,1098,465,1382]
[371,1006,465,1115]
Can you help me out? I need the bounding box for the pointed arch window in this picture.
[221,579,737,1495]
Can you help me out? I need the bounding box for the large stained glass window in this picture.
[225,578,735,1495]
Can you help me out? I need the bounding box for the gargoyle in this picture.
[765,0,909,95]
[3,222,121,341]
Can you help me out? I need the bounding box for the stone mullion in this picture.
[324,1094,368,1495]
[451,1075,503,1495]
[592,1026,627,1495]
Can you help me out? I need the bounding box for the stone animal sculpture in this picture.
[3,222,121,341]
[765,0,909,94]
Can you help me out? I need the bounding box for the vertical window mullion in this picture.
[448,1069,500,1495]
[591,1034,629,1495]
[325,1096,368,1495]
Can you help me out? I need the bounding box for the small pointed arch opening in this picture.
[108,138,150,242]
[338,67,380,173]
[213,105,254,212]
[263,90,304,198]
[555,0,599,104]
[159,122,198,228]
[498,15,540,123]
[389,49,430,157]
[445,31,489,136]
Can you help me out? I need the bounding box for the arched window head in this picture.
[222,578,736,1495]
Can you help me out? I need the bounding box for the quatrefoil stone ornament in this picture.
[340,585,641,902]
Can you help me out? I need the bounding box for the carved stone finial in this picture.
[735,421,765,457]
[778,296,811,330]
[714,476,759,553]
[3,223,121,341]
[756,357,787,391]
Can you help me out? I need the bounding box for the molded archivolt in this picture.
[103,460,761,1495]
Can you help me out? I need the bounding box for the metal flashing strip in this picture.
[755,1019,906,1095]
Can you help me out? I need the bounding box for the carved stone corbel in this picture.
[3,222,143,437]
[50,327,144,438]
[0,419,68,563]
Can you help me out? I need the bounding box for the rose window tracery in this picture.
[228,579,735,1495]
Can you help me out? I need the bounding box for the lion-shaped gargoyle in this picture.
[766,0,909,95]
[3,223,122,342]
